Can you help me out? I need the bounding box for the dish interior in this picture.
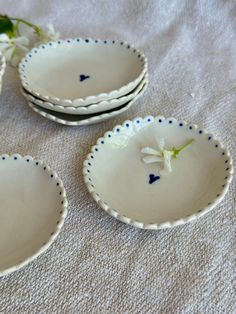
[88,119,228,224]
[23,41,144,99]
[0,157,63,272]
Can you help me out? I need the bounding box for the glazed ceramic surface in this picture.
[19,38,147,107]
[83,116,233,229]
[21,74,148,115]
[27,81,147,126]
[0,52,6,93]
[0,154,67,276]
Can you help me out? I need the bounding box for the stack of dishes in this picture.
[19,38,148,126]
[0,52,6,94]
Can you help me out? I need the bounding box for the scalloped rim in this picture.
[0,154,68,277]
[27,80,148,126]
[20,74,148,114]
[19,38,148,106]
[83,116,234,230]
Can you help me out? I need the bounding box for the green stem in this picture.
[172,139,194,158]
[8,16,43,36]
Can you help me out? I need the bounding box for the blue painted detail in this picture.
[158,119,162,123]
[149,174,160,184]
[189,126,192,130]
[226,167,229,171]
[101,140,104,144]
[199,130,202,134]
[80,74,90,82]
[77,38,80,42]
[85,39,89,42]
[222,152,225,155]
[116,128,120,132]
[14,157,17,160]
[179,123,183,126]
[2,157,5,160]
[169,120,172,124]
[208,136,211,140]
[215,144,218,148]
[225,160,228,163]
[51,174,53,178]
[36,162,39,165]
[147,118,151,122]
[126,123,129,127]
[95,148,98,151]
[104,40,107,43]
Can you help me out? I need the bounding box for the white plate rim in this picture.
[83,115,234,230]
[18,38,148,107]
[20,74,148,115]
[27,80,148,126]
[0,153,68,277]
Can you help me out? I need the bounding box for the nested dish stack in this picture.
[19,38,148,126]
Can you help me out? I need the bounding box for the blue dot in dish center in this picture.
[125,123,129,127]
[158,119,162,123]
[108,134,111,138]
[179,123,183,127]
[95,148,98,151]
[189,126,192,130]
[26,159,30,162]
[215,144,218,147]
[116,128,120,132]
[147,118,151,122]
[169,120,172,124]
[36,162,39,165]
[14,157,17,160]
[2,157,5,160]
[208,136,211,140]
[101,140,104,144]
[51,174,53,178]
[136,120,140,124]
[85,39,89,42]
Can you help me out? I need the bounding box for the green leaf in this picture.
[0,15,15,37]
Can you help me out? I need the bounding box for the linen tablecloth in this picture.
[0,1,235,313]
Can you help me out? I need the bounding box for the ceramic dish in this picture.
[19,38,147,107]
[27,81,147,126]
[83,116,233,229]
[0,52,6,93]
[0,154,67,276]
[20,74,148,115]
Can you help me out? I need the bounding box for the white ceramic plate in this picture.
[27,81,147,126]
[83,116,233,229]
[0,154,68,276]
[0,52,6,93]
[21,74,148,115]
[19,38,147,107]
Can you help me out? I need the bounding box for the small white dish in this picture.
[0,52,6,93]
[21,74,148,115]
[0,154,68,276]
[27,81,147,126]
[83,116,233,229]
[19,38,147,107]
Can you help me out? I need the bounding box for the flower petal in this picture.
[143,156,163,163]
[160,150,172,175]
[0,34,10,43]
[14,36,29,47]
[156,137,165,151]
[141,147,161,156]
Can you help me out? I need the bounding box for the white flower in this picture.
[141,138,173,175]
[0,34,29,66]
[141,137,194,176]
[40,24,60,43]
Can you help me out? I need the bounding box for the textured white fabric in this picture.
[0,1,235,313]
